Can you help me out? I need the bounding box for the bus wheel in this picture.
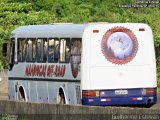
[58,88,66,104]
[18,86,26,101]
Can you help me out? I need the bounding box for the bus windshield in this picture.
[9,38,15,70]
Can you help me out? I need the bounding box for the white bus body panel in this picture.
[81,23,156,90]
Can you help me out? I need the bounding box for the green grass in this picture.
[1,114,28,120]
[157,79,160,93]
[157,87,160,93]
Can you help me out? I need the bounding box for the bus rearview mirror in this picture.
[2,43,8,57]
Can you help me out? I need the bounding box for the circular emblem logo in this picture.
[101,27,138,64]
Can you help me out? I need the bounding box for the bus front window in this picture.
[9,38,15,70]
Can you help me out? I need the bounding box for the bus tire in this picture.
[18,86,26,102]
[57,88,66,104]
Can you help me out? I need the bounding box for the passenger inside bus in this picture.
[54,40,60,62]
[48,39,55,62]
[36,39,43,62]
[43,40,48,62]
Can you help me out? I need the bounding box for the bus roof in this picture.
[11,24,88,38]
[11,23,150,39]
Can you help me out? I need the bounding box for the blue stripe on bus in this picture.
[82,96,157,106]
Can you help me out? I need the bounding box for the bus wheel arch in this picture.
[18,86,27,102]
[57,87,67,104]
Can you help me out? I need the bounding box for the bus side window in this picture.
[71,38,81,64]
[60,38,70,63]
[18,38,25,62]
[32,40,36,61]
[26,38,35,62]
[65,39,71,63]
[43,39,48,62]
[48,39,55,62]
[36,39,43,62]
[22,40,27,61]
[54,39,60,63]
[36,38,47,62]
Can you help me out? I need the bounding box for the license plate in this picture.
[115,90,128,95]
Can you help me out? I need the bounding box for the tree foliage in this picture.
[0,0,160,79]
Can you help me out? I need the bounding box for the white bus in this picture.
[2,23,157,106]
